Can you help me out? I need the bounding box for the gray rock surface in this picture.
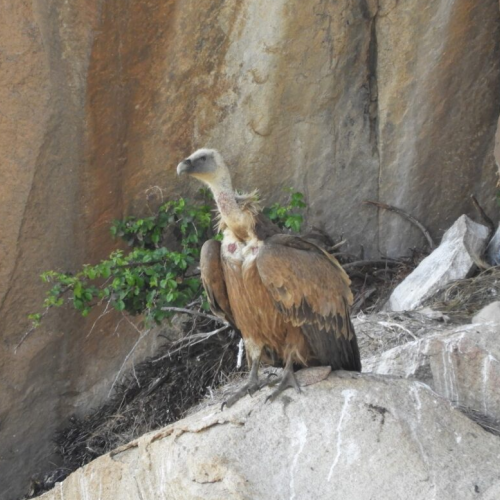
[376,0,500,256]
[495,115,500,173]
[473,301,500,324]
[364,324,500,424]
[39,374,500,500]
[387,216,489,311]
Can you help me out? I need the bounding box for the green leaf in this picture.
[115,300,126,311]
[74,283,83,299]
[86,268,97,280]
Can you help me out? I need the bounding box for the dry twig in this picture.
[161,307,224,323]
[343,259,402,270]
[470,194,496,241]
[364,200,435,250]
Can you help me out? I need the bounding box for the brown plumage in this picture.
[199,239,235,327]
[178,148,361,405]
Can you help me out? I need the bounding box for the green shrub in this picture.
[264,189,307,233]
[28,190,306,329]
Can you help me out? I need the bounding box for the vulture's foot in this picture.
[222,358,265,409]
[222,380,259,409]
[265,363,301,403]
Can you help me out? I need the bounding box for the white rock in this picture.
[473,301,500,324]
[364,324,500,423]
[40,375,500,500]
[387,215,489,311]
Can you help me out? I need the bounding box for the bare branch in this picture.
[236,338,245,369]
[161,307,224,324]
[15,308,50,353]
[108,315,152,397]
[153,325,231,362]
[16,285,73,351]
[86,299,113,338]
[364,200,435,250]
[117,260,164,268]
[377,321,418,341]
[352,286,376,314]
[343,259,402,270]
[326,239,347,252]
[471,194,496,241]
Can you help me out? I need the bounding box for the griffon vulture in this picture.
[177,149,361,406]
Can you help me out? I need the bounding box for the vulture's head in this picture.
[177,148,231,190]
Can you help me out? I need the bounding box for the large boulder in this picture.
[39,375,500,500]
[387,215,489,311]
[364,324,500,425]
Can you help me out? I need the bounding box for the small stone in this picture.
[295,366,332,386]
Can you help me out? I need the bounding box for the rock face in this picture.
[364,324,500,425]
[495,116,500,173]
[387,216,489,311]
[0,3,162,499]
[1,0,500,497]
[376,0,500,256]
[39,374,500,500]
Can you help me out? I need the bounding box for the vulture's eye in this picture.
[200,155,206,161]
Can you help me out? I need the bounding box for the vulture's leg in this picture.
[265,357,301,403]
[222,350,264,409]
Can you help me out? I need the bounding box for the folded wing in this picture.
[200,239,235,327]
[256,234,361,371]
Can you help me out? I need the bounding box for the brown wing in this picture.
[200,240,236,327]
[256,234,361,371]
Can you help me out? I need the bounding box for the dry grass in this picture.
[455,405,500,437]
[353,310,451,361]
[424,266,500,321]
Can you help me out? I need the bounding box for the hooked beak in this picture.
[176,158,192,176]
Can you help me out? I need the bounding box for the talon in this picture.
[263,358,301,403]
[222,381,260,408]
[221,355,263,408]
